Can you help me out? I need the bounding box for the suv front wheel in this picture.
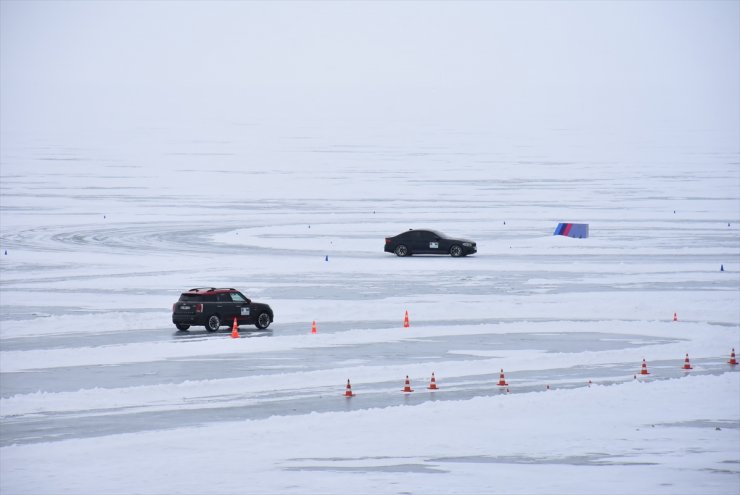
[205,314,221,332]
[256,312,271,329]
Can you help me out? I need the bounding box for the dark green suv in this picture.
[172,288,273,332]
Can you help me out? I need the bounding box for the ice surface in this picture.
[1,2,739,494]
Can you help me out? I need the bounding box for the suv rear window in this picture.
[179,294,205,302]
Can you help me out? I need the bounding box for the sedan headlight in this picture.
[462,242,472,247]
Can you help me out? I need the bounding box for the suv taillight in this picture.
[385,238,390,244]
[172,303,176,312]
[195,303,203,313]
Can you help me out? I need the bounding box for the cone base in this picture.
[428,385,438,390]
[640,370,650,375]
[402,388,414,393]
[497,382,508,386]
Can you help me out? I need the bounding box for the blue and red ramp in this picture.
[553,223,589,238]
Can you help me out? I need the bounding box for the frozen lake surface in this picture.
[1,119,739,494]
[3,1,739,492]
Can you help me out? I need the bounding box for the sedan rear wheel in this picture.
[394,244,409,257]
[450,245,463,257]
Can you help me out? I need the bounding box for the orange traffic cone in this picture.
[682,353,693,370]
[311,320,317,334]
[403,310,410,328]
[401,375,414,393]
[427,372,439,390]
[230,317,240,338]
[497,369,508,386]
[673,312,678,321]
[344,379,355,397]
[729,348,738,366]
[640,358,650,375]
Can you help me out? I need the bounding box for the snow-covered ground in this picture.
[1,2,739,494]
[1,118,738,494]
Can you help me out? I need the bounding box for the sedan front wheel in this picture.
[450,245,463,257]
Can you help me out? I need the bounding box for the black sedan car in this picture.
[172,287,273,332]
[384,229,477,257]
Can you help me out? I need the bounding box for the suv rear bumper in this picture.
[173,314,203,325]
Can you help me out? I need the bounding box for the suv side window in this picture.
[216,293,231,302]
[230,293,246,302]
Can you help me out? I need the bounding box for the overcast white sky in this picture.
[1,1,738,135]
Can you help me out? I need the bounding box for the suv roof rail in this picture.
[187,287,237,293]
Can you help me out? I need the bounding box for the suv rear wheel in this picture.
[205,314,221,332]
[256,312,271,329]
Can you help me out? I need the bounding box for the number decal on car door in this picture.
[430,242,439,249]
[241,307,250,316]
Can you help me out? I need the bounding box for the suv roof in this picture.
[184,287,238,294]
